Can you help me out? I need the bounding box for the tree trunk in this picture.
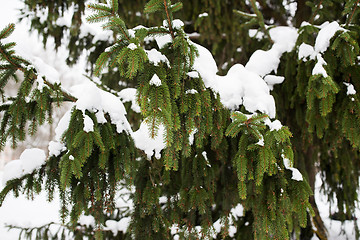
[305,147,328,240]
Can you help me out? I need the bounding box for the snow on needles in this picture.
[132,121,166,159]
[71,82,132,134]
[192,42,276,118]
[2,148,46,184]
[246,26,298,77]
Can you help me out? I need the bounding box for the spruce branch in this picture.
[249,0,273,43]
[310,0,323,24]
[163,0,175,39]
[346,0,360,26]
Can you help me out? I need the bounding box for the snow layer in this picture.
[118,88,141,113]
[132,121,166,159]
[315,21,343,53]
[149,74,162,86]
[192,42,276,118]
[146,49,170,67]
[71,82,132,134]
[246,26,298,77]
[343,82,356,95]
[282,156,303,181]
[2,148,46,184]
[312,54,328,77]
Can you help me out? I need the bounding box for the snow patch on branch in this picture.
[71,82,132,134]
[146,49,170,67]
[246,26,298,77]
[192,42,276,118]
[3,148,46,184]
[149,74,162,86]
[132,121,166,159]
[282,155,303,181]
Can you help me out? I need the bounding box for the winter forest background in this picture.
[0,0,360,239]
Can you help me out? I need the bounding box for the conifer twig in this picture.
[310,0,323,24]
[163,0,175,39]
[346,0,360,26]
[249,0,273,43]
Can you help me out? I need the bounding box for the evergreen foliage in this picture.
[1,0,360,240]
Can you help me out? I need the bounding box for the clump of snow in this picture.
[71,82,132,134]
[83,114,94,132]
[282,156,303,181]
[211,203,243,238]
[315,21,343,53]
[31,56,61,89]
[188,128,197,145]
[246,26,298,77]
[256,137,265,146]
[198,12,208,18]
[146,49,170,67]
[172,19,184,29]
[312,54,328,77]
[105,218,131,235]
[149,74,162,86]
[118,88,141,113]
[78,215,95,228]
[298,21,344,80]
[265,118,283,131]
[343,82,356,95]
[192,42,276,117]
[2,148,46,184]
[298,43,315,60]
[264,75,285,90]
[185,89,198,94]
[132,121,166,159]
[48,141,65,157]
[154,34,172,49]
[187,71,199,78]
[127,43,137,50]
[248,29,265,40]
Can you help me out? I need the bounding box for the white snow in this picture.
[185,89,198,94]
[198,13,208,18]
[265,118,283,131]
[192,42,276,118]
[312,54,328,77]
[105,217,131,235]
[154,34,172,49]
[172,19,184,29]
[132,121,166,159]
[146,49,170,67]
[71,82,132,134]
[83,114,94,132]
[127,43,137,50]
[118,88,141,113]
[264,75,285,90]
[282,156,303,181]
[2,148,46,184]
[298,43,315,60]
[187,71,199,78]
[315,21,343,53]
[246,26,298,77]
[149,74,162,86]
[78,215,95,228]
[343,82,356,95]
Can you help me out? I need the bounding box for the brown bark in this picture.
[305,147,328,240]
